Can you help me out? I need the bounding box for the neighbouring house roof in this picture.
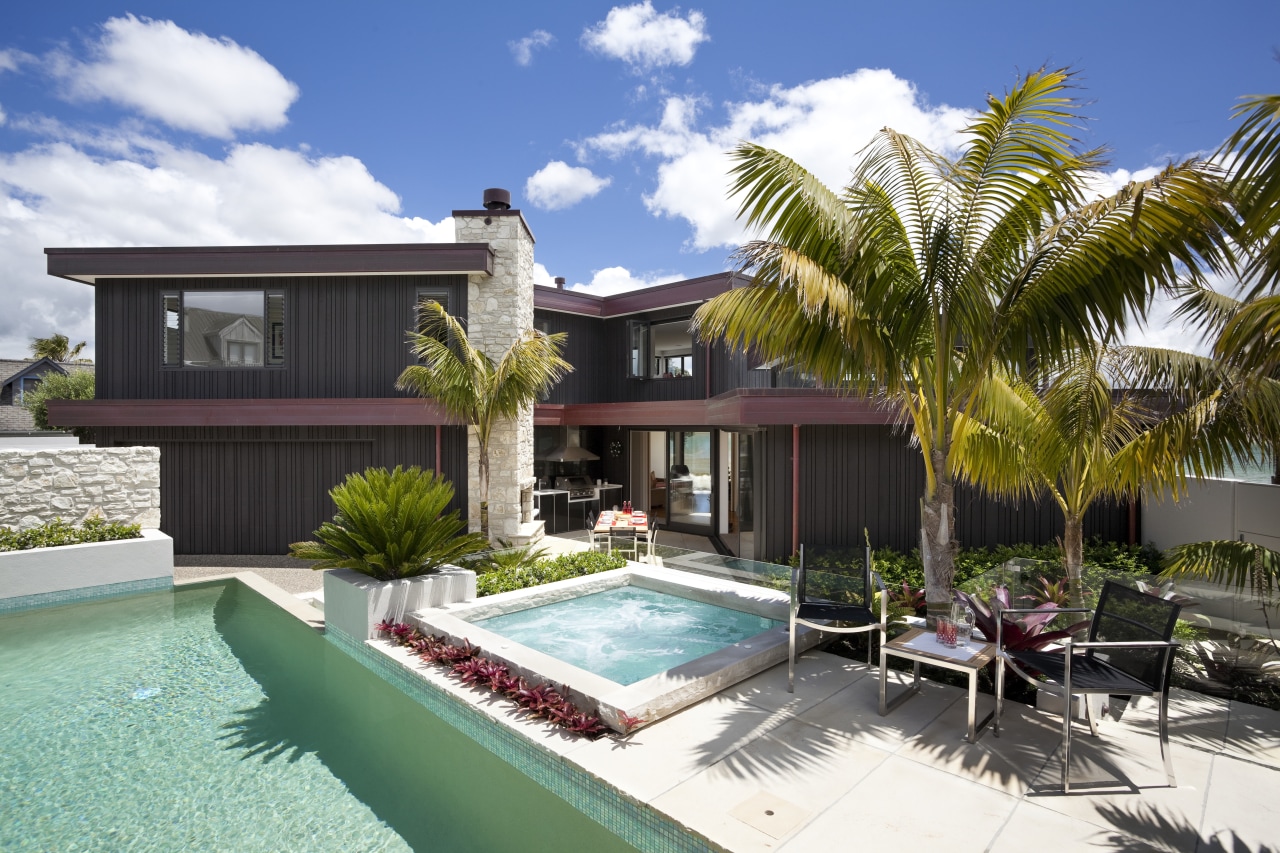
[0,358,94,433]
[45,243,496,284]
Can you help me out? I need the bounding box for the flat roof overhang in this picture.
[45,243,495,285]
[49,389,895,429]
[46,398,461,427]
[535,389,898,427]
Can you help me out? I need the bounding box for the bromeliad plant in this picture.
[374,620,630,737]
[953,586,1091,652]
[289,465,490,581]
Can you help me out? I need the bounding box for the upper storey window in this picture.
[162,291,285,368]
[627,318,694,379]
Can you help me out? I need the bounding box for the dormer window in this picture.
[162,290,285,368]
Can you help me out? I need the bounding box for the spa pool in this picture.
[412,566,812,733]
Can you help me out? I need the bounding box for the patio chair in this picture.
[586,512,604,553]
[640,521,659,563]
[609,526,639,561]
[994,580,1183,793]
[788,541,887,692]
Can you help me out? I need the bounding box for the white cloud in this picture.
[0,49,33,74]
[0,138,453,358]
[583,68,972,251]
[51,15,299,139]
[568,265,685,296]
[525,161,611,210]
[509,30,554,66]
[581,2,708,72]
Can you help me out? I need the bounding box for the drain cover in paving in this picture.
[728,790,809,839]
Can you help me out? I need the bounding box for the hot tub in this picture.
[410,566,822,733]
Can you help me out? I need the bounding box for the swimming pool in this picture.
[474,585,782,685]
[0,580,638,852]
[414,566,809,733]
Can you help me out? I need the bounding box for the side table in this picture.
[879,627,996,743]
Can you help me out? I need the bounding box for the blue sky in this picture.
[1,1,1277,359]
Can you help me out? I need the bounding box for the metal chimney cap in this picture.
[554,276,566,288]
[483,188,512,210]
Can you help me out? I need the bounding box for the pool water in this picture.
[473,585,782,685]
[0,582,637,852]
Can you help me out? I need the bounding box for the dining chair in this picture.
[640,521,659,563]
[789,541,886,691]
[585,512,603,553]
[994,580,1183,793]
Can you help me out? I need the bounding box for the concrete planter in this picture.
[0,528,173,601]
[323,567,476,642]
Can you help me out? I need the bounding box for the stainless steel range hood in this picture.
[539,427,600,462]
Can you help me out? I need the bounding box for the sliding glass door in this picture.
[667,430,712,533]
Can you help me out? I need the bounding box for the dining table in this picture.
[593,511,648,534]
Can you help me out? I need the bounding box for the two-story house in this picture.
[45,189,1129,558]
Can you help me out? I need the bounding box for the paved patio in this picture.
[375,635,1279,852]
[192,549,1279,851]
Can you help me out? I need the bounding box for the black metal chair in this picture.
[994,580,1183,793]
[788,542,886,692]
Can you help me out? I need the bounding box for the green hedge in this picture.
[802,539,1161,594]
[476,551,627,597]
[0,517,142,552]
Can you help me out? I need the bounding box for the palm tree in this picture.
[953,344,1258,607]
[396,300,572,542]
[692,68,1233,618]
[29,333,87,363]
[1160,93,1280,596]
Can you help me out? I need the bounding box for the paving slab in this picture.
[781,754,1020,852]
[1199,751,1280,853]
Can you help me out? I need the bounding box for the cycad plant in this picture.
[693,67,1232,619]
[397,300,572,542]
[290,465,490,580]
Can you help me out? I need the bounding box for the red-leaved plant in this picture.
[952,586,1090,652]
[375,621,609,738]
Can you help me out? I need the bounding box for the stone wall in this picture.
[454,207,538,542]
[0,446,161,530]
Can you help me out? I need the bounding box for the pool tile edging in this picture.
[326,624,722,853]
[0,575,173,615]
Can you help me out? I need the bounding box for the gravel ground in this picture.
[173,555,324,595]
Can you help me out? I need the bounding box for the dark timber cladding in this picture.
[91,275,467,399]
[780,424,1130,558]
[96,425,468,555]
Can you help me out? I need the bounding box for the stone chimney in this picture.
[453,189,539,543]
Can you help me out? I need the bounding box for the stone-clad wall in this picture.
[0,446,161,530]
[455,209,537,542]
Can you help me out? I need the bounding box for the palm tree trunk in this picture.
[478,444,490,542]
[1063,513,1085,608]
[920,450,958,625]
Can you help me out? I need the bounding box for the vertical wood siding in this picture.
[754,424,1130,562]
[98,424,467,554]
[96,275,467,400]
[535,310,608,403]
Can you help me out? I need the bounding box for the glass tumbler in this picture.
[936,616,957,647]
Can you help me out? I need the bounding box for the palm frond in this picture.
[1162,539,1280,598]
